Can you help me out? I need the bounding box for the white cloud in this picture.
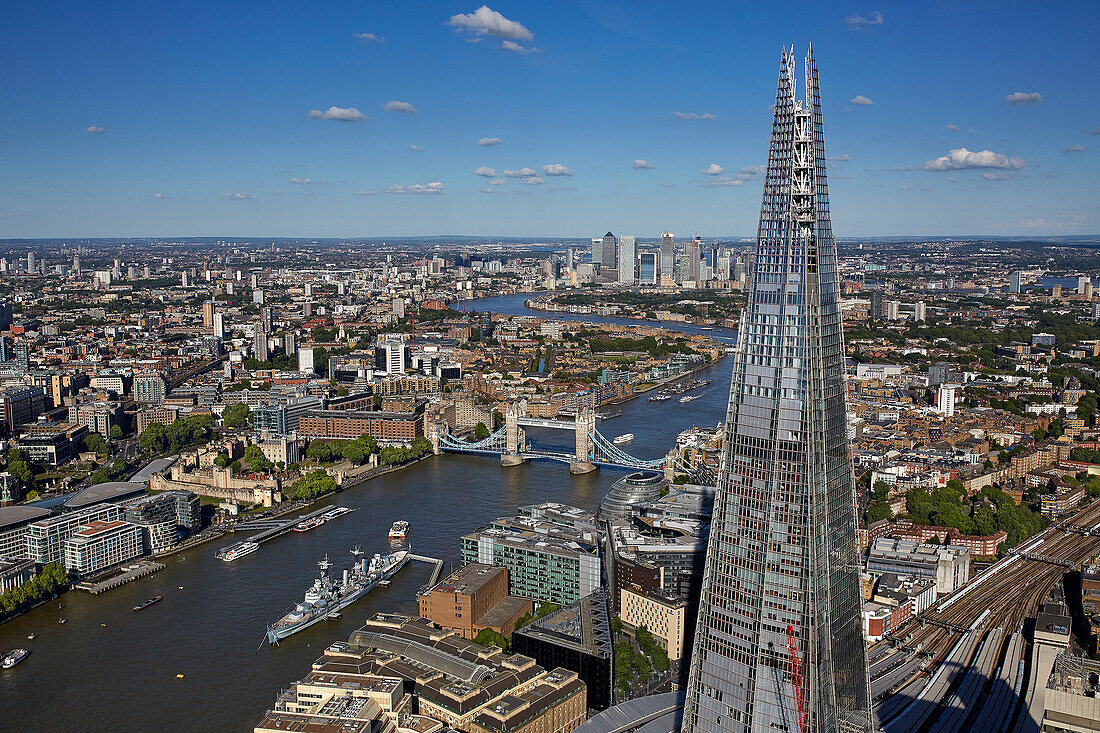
[521,176,544,185]
[409,144,424,152]
[845,11,884,29]
[488,179,506,186]
[473,166,497,177]
[383,100,417,115]
[478,137,502,146]
[1063,144,1086,153]
[447,5,533,40]
[380,181,445,195]
[702,163,724,176]
[707,177,743,188]
[353,190,375,196]
[919,148,1026,171]
[736,164,765,179]
[85,126,106,134]
[541,163,573,176]
[502,40,540,54]
[152,193,168,199]
[353,32,385,43]
[675,112,716,120]
[221,192,255,200]
[309,106,366,121]
[1017,217,1062,228]
[982,172,1010,181]
[828,155,849,162]
[899,185,912,191]
[290,177,324,184]
[1005,91,1041,104]
[850,95,874,105]
[633,159,656,170]
[504,168,536,178]
[945,124,959,131]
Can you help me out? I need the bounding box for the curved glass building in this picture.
[597,471,666,522]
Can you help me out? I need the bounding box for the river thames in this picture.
[0,292,734,731]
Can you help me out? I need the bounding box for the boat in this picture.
[388,521,410,540]
[679,395,699,403]
[26,634,36,641]
[700,326,714,331]
[326,612,341,620]
[613,433,635,445]
[133,596,163,612]
[215,540,259,562]
[58,619,66,624]
[266,548,409,644]
[293,516,325,533]
[2,649,29,669]
[321,507,353,521]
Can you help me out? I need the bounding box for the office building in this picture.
[660,232,676,279]
[298,346,314,374]
[0,506,50,559]
[592,231,616,272]
[252,395,322,435]
[1011,270,1023,294]
[63,519,144,576]
[867,538,970,595]
[18,422,88,465]
[133,374,167,405]
[377,338,407,375]
[621,588,689,662]
[417,563,532,640]
[638,251,658,285]
[682,48,872,733]
[68,400,125,439]
[298,403,425,443]
[25,503,126,565]
[512,589,614,711]
[597,470,666,522]
[618,235,637,285]
[461,513,601,607]
[2,386,46,433]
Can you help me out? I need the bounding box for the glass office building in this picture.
[682,47,872,733]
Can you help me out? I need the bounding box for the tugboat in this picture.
[266,548,409,644]
[388,521,410,540]
[133,596,163,612]
[2,649,29,669]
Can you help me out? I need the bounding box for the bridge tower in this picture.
[570,407,597,475]
[501,400,527,467]
[428,420,443,455]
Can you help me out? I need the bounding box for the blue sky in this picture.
[1,1,1097,239]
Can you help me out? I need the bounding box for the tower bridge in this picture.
[431,402,706,481]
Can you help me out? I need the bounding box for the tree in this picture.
[82,433,108,455]
[285,470,336,500]
[223,403,251,429]
[473,422,490,441]
[139,422,168,454]
[109,424,123,440]
[473,628,510,652]
[866,502,894,524]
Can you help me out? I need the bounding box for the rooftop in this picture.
[65,481,147,509]
[0,505,51,530]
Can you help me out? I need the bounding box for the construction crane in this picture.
[787,624,806,733]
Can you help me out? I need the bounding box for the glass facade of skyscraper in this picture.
[682,47,872,733]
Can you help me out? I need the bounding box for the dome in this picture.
[597,470,666,522]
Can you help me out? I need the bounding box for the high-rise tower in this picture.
[682,47,871,733]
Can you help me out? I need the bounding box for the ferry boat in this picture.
[321,506,353,521]
[613,433,635,445]
[293,516,325,533]
[679,395,699,403]
[388,521,410,540]
[2,649,29,669]
[215,541,259,562]
[266,548,409,644]
[647,394,671,402]
[133,596,163,612]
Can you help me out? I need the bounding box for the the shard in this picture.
[682,46,872,733]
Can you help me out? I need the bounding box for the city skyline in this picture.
[3,2,1098,239]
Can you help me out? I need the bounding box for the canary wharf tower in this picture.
[682,47,872,733]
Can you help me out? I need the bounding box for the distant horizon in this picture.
[2,4,1096,238]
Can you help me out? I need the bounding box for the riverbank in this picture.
[523,293,738,331]
[602,356,726,407]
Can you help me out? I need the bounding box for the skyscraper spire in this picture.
[681,47,872,733]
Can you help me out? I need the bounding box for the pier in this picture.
[76,560,166,594]
[231,507,335,544]
[407,554,444,586]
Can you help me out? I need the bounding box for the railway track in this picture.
[871,499,1100,732]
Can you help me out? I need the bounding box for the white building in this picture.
[64,520,144,575]
[937,384,956,418]
[297,347,315,375]
[617,235,637,285]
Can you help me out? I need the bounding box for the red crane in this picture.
[787,624,806,733]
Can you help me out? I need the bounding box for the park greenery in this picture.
[306,434,379,465]
[3,448,36,493]
[222,402,251,428]
[81,433,110,455]
[284,470,337,501]
[90,458,129,486]
[901,480,1048,552]
[242,445,274,474]
[580,333,700,358]
[473,627,512,652]
[138,414,216,455]
[0,562,69,615]
[379,437,432,466]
